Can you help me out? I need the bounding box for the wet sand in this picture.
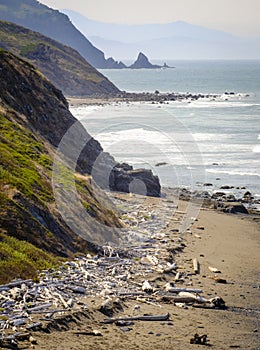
[33,194,260,350]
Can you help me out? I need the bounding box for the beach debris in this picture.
[163,262,177,273]
[29,336,37,345]
[0,192,230,343]
[193,258,200,274]
[164,284,203,294]
[26,322,43,331]
[190,333,209,345]
[103,313,170,324]
[209,297,226,309]
[209,276,227,284]
[208,266,221,273]
[73,329,103,336]
[142,280,154,293]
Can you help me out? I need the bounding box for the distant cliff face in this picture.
[0,21,120,96]
[0,0,124,69]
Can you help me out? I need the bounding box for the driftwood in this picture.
[26,322,42,330]
[208,266,221,273]
[159,292,208,305]
[165,286,203,294]
[73,330,102,336]
[142,280,153,293]
[193,258,200,274]
[27,303,53,313]
[209,276,227,284]
[103,313,170,324]
[117,291,146,297]
[159,296,198,304]
[0,279,33,291]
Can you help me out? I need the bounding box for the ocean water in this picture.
[70,60,260,201]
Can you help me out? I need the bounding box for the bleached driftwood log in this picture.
[193,258,200,274]
[103,313,170,324]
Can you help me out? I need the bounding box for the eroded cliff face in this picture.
[0,50,161,281]
[0,50,124,281]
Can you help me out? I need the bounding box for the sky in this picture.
[38,0,260,37]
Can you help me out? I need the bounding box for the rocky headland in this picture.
[0,20,120,97]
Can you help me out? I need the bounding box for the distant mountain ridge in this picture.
[0,20,120,96]
[0,0,124,68]
[62,10,260,60]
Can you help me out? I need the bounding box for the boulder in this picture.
[222,202,248,214]
[110,165,161,197]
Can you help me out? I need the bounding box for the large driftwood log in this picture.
[103,313,170,324]
[0,279,33,291]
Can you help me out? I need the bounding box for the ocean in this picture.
[70,60,260,203]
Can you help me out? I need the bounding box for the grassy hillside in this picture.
[0,50,122,283]
[0,20,120,96]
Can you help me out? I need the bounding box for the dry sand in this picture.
[31,194,260,350]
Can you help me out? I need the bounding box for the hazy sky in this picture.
[39,0,260,37]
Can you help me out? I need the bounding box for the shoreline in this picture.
[67,94,260,214]
[1,190,259,349]
[67,90,241,107]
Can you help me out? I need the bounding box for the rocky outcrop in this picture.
[0,0,123,69]
[106,57,127,69]
[129,52,162,69]
[0,20,120,96]
[110,165,161,197]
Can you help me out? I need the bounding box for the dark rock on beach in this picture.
[110,165,161,197]
[222,203,248,214]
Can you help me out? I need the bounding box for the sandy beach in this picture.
[27,191,260,350]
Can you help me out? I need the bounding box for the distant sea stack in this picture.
[129,52,171,69]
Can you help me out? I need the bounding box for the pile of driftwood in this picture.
[0,193,226,347]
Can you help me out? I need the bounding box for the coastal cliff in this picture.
[0,20,120,96]
[0,0,125,69]
[0,50,160,282]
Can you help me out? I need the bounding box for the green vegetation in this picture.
[0,113,53,202]
[0,230,59,283]
[20,42,41,56]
